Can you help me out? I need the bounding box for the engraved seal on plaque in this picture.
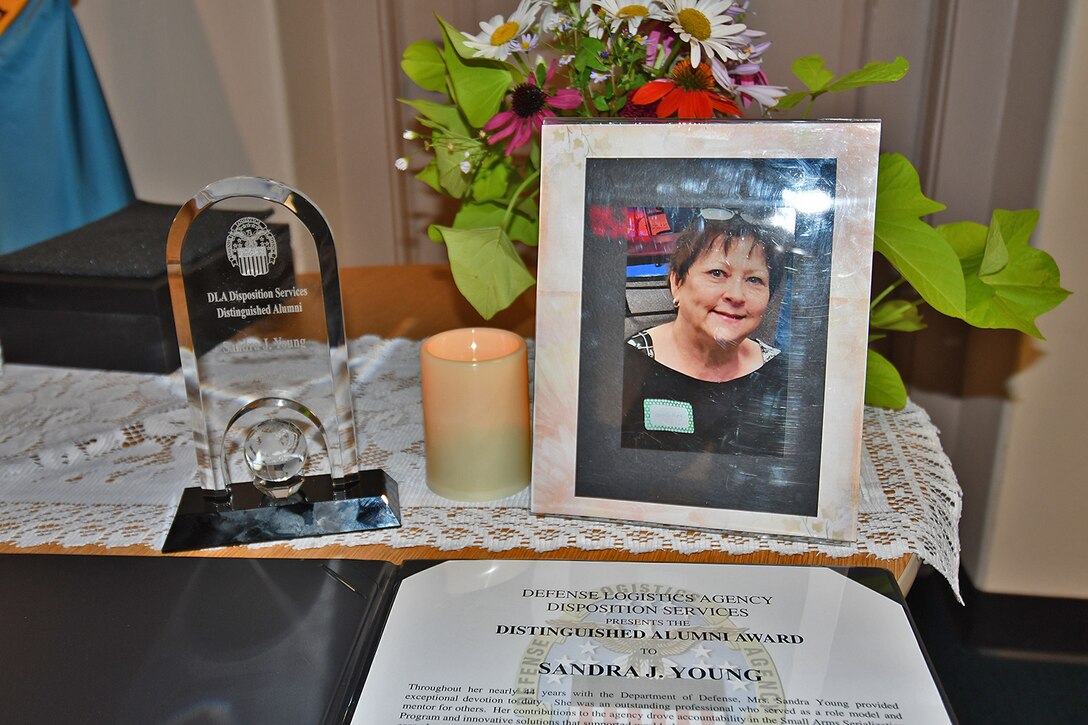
[225,216,279,277]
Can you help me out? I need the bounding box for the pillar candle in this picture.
[420,328,531,501]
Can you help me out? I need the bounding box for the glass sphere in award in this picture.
[162,177,400,552]
[244,419,308,497]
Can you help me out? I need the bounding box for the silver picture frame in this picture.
[531,120,880,542]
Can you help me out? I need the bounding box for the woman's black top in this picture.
[621,334,788,457]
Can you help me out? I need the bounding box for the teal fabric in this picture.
[0,0,134,254]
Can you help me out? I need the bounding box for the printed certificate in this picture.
[352,560,953,724]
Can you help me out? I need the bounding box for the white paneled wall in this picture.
[76,0,294,209]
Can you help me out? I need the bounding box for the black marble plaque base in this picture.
[161,469,401,553]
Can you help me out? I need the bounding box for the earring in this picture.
[672,297,680,309]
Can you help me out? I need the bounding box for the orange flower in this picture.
[631,60,741,119]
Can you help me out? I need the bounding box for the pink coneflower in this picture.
[483,63,582,155]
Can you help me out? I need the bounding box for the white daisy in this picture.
[736,81,787,108]
[579,0,607,39]
[710,57,788,109]
[662,0,748,68]
[539,2,574,34]
[595,0,664,35]
[462,0,541,60]
[511,32,540,54]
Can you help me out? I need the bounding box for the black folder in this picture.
[0,554,396,725]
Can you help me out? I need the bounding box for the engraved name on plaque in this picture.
[162,177,400,552]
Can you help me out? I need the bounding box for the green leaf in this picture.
[436,15,477,60]
[415,159,442,193]
[515,192,538,219]
[961,266,1063,339]
[827,56,909,92]
[433,225,536,318]
[936,220,988,263]
[471,158,510,202]
[781,56,908,116]
[440,18,512,128]
[937,209,1071,338]
[529,139,541,171]
[400,98,470,136]
[401,40,447,93]
[427,224,444,243]
[791,55,835,92]
[434,138,471,197]
[575,37,609,72]
[509,197,538,246]
[870,299,926,332]
[876,153,946,218]
[980,208,1038,276]
[772,91,809,111]
[874,216,963,318]
[978,231,1010,277]
[592,94,610,112]
[865,348,907,409]
[988,208,1039,251]
[451,200,537,247]
[451,201,504,229]
[874,153,965,319]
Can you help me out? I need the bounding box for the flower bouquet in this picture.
[397,0,1068,408]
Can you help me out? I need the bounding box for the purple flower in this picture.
[483,62,582,155]
[643,27,675,68]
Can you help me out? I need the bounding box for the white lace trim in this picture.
[0,336,961,597]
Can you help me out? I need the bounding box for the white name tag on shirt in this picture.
[643,399,695,433]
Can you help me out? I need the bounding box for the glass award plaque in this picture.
[162,177,400,552]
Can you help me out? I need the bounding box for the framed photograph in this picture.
[531,120,881,542]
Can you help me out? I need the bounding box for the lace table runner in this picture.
[0,336,961,595]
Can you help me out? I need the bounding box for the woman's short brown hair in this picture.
[670,212,788,295]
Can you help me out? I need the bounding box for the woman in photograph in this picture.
[621,212,790,456]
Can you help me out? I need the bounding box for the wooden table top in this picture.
[341,264,536,340]
[2,540,918,587]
